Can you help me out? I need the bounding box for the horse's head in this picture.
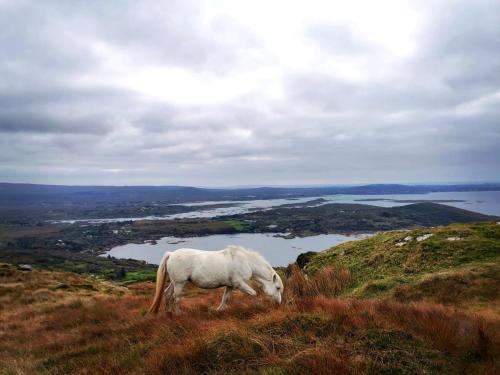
[261,271,284,304]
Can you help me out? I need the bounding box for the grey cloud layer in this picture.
[0,0,499,185]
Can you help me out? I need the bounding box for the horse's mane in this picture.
[226,245,273,270]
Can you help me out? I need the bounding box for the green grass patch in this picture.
[305,222,500,305]
[122,270,157,283]
[223,219,250,231]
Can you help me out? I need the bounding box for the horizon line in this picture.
[1,181,500,189]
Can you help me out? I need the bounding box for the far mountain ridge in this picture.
[1,182,499,206]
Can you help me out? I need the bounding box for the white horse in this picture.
[149,245,284,314]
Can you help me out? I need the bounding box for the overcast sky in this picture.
[0,0,499,186]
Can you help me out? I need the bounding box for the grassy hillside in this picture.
[305,222,500,310]
[1,260,499,374]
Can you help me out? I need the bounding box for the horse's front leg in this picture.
[217,286,233,311]
[235,281,257,296]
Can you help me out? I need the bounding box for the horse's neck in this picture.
[246,253,272,280]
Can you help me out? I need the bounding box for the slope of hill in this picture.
[1,262,499,374]
[305,222,500,311]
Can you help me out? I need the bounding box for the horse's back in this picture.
[167,248,217,269]
[166,248,227,285]
[165,247,251,288]
[168,248,227,263]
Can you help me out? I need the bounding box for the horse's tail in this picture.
[148,251,171,314]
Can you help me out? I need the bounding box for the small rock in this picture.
[447,237,462,241]
[416,234,433,242]
[395,242,406,247]
[18,264,32,271]
[404,236,413,241]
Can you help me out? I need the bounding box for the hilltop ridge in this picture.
[304,221,500,311]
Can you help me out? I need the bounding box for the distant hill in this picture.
[1,182,499,205]
[228,202,499,236]
[304,222,500,311]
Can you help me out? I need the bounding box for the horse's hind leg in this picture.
[217,286,233,311]
[163,282,174,312]
[172,281,186,314]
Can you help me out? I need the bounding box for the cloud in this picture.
[0,0,498,185]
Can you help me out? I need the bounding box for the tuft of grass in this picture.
[285,264,351,302]
[191,330,268,372]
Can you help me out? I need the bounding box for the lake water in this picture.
[103,190,500,266]
[324,191,500,216]
[104,232,371,266]
[170,191,500,217]
[69,190,500,223]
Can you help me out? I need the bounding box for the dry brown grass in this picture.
[284,264,352,301]
[0,264,499,374]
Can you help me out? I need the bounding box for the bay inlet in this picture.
[104,232,371,267]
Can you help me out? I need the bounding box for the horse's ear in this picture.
[273,273,277,283]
